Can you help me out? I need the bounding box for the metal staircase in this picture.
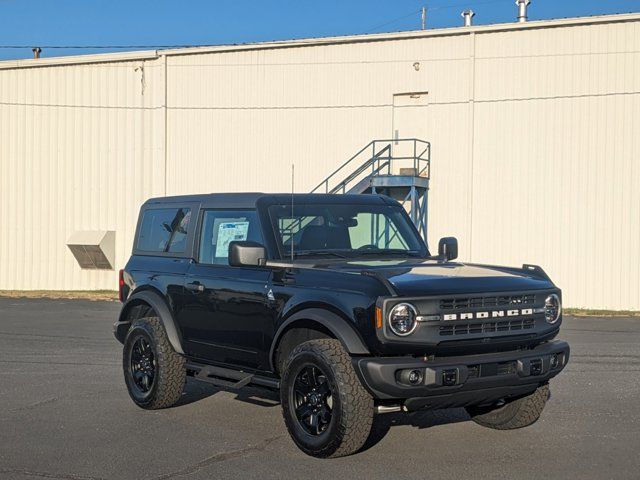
[311,139,431,240]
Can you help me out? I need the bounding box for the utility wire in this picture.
[0,44,210,49]
[0,0,636,50]
[362,9,423,34]
[362,0,515,34]
[428,0,513,11]
[362,0,511,33]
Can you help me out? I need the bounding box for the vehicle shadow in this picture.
[178,378,470,450]
[361,408,471,452]
[176,377,280,408]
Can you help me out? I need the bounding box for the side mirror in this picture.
[229,241,267,267]
[438,237,458,261]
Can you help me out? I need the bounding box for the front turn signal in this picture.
[375,306,383,329]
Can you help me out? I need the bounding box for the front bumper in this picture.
[354,340,569,410]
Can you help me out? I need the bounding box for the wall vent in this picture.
[67,231,115,270]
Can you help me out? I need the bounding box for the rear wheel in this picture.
[465,384,550,430]
[123,316,186,409]
[280,339,374,458]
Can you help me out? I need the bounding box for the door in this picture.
[176,209,272,370]
[391,91,430,174]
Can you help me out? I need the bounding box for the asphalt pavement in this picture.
[1,298,639,480]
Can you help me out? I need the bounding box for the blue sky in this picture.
[1,0,639,60]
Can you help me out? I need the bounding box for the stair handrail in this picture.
[340,158,391,194]
[328,144,392,194]
[310,138,430,194]
[311,141,383,193]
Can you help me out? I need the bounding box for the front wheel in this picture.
[465,384,550,430]
[280,339,374,458]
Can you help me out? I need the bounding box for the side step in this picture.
[186,362,280,390]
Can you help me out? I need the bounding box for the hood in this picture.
[323,259,554,296]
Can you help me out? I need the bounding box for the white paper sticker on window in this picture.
[215,222,249,258]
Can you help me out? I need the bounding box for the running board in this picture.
[186,362,280,390]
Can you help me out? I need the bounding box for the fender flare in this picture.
[269,308,370,370]
[113,290,184,354]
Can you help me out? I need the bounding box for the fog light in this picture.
[550,354,559,369]
[408,369,423,385]
[398,369,424,385]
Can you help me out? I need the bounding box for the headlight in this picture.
[544,294,561,324]
[388,303,418,336]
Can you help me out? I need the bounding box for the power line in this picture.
[428,0,513,12]
[362,9,423,33]
[360,0,513,34]
[0,0,636,51]
[0,44,209,49]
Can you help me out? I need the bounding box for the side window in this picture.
[137,208,191,253]
[198,210,263,265]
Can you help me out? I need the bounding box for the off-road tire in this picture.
[465,384,550,430]
[280,339,374,458]
[123,316,186,409]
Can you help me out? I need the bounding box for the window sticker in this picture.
[215,222,249,258]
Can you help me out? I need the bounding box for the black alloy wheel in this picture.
[122,317,185,409]
[280,339,374,458]
[291,364,333,436]
[130,336,155,393]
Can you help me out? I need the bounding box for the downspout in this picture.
[467,31,476,262]
[163,53,168,196]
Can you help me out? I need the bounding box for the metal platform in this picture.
[311,139,431,241]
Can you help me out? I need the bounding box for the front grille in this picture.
[439,318,535,336]
[439,293,536,310]
[467,361,517,379]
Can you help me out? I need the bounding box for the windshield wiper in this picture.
[294,251,349,259]
[356,249,421,257]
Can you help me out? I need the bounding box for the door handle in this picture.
[186,281,204,293]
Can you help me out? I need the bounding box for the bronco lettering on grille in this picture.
[443,308,534,321]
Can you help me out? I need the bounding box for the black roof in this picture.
[144,193,398,209]
[144,192,265,208]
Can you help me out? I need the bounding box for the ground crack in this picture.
[9,396,59,413]
[152,435,284,479]
[0,468,106,480]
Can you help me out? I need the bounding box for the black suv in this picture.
[114,193,569,458]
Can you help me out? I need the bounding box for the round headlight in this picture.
[388,303,418,336]
[544,294,562,324]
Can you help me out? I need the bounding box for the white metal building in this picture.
[1,13,639,310]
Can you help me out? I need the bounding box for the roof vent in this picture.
[461,10,475,27]
[516,0,531,23]
[67,231,116,270]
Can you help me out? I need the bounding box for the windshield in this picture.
[268,203,428,259]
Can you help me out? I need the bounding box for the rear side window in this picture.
[198,210,262,265]
[137,208,192,253]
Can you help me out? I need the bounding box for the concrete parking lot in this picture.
[1,298,639,480]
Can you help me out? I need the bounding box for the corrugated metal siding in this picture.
[0,60,165,289]
[471,19,640,309]
[0,15,638,309]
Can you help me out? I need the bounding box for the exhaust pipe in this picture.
[516,0,531,23]
[461,10,475,27]
[375,405,404,414]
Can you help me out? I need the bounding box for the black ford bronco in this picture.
[114,193,569,458]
